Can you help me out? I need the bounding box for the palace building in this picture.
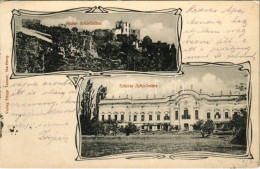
[98,90,247,131]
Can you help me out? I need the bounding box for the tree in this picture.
[80,80,95,135]
[72,27,78,33]
[235,83,247,101]
[230,108,247,145]
[193,119,204,131]
[91,121,102,136]
[201,120,214,137]
[94,85,107,121]
[81,80,94,118]
[101,121,111,136]
[168,43,177,71]
[111,120,119,136]
[193,120,214,137]
[99,119,119,136]
[142,36,152,50]
[124,123,138,136]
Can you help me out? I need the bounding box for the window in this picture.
[129,115,131,121]
[184,110,188,116]
[214,112,221,119]
[141,115,145,121]
[121,114,124,121]
[149,125,152,130]
[207,112,210,119]
[134,115,137,121]
[149,115,152,121]
[108,115,111,120]
[233,112,238,119]
[175,111,178,120]
[102,115,105,121]
[225,112,229,119]
[114,115,118,121]
[182,109,191,119]
[164,114,170,120]
[157,125,160,130]
[195,110,199,120]
[157,114,160,121]
[142,126,144,130]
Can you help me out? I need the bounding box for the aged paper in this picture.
[0,1,259,168]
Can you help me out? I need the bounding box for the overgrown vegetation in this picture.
[16,19,177,73]
[230,108,247,145]
[193,108,247,145]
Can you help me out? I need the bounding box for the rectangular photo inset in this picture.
[12,7,182,77]
[76,63,251,159]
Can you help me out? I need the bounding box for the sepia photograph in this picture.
[13,8,181,74]
[1,1,259,168]
[78,64,249,158]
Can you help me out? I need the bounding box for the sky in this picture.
[79,64,249,99]
[15,12,179,45]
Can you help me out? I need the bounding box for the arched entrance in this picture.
[184,123,189,131]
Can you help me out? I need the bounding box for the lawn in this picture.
[81,132,246,157]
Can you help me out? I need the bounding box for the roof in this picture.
[99,90,246,105]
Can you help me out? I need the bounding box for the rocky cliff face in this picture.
[82,35,99,59]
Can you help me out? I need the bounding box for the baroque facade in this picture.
[98,90,247,131]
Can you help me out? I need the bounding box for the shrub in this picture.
[230,108,247,145]
[124,123,138,136]
[201,120,214,137]
[193,120,204,131]
[193,120,214,137]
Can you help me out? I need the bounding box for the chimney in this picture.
[200,89,202,94]
[221,91,223,96]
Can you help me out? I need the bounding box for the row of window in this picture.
[175,110,230,120]
[101,114,170,122]
[102,111,234,121]
[207,112,231,119]
[102,114,124,121]
[141,125,162,130]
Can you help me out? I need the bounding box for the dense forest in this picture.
[16,19,177,73]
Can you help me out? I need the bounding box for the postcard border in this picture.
[10,6,183,79]
[75,61,253,161]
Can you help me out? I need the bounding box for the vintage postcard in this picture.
[0,1,259,168]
